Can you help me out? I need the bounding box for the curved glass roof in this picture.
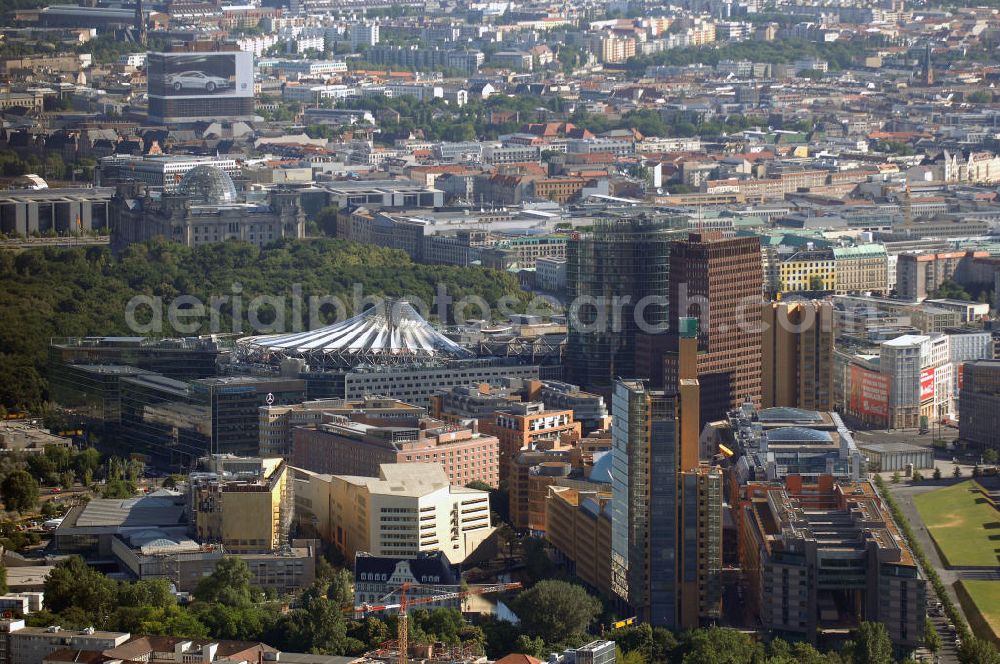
[238,299,473,364]
[178,165,238,205]
[758,407,823,423]
[765,427,833,444]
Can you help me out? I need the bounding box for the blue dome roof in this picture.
[590,451,612,484]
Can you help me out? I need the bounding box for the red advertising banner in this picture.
[920,367,935,402]
[849,365,890,418]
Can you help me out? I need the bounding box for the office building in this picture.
[292,415,500,487]
[47,364,155,436]
[430,384,521,422]
[112,534,316,593]
[895,250,989,301]
[147,43,254,124]
[119,374,306,468]
[190,457,292,553]
[740,476,925,648]
[761,301,834,411]
[545,486,613,597]
[959,359,1000,452]
[260,398,425,458]
[49,336,227,380]
[610,320,721,628]
[708,405,865,483]
[431,380,609,435]
[0,187,114,236]
[54,492,190,557]
[856,441,934,472]
[565,216,685,396]
[97,155,240,191]
[293,464,493,564]
[481,402,580,481]
[664,233,764,424]
[507,446,609,534]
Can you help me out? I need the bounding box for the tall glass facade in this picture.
[565,216,685,396]
[611,379,678,626]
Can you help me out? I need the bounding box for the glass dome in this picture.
[177,165,238,205]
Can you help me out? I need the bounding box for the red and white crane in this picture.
[350,581,522,664]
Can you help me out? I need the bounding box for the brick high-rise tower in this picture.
[664,233,763,423]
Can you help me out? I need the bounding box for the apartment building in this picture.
[294,464,493,564]
[545,486,613,597]
[740,476,925,649]
[480,402,580,481]
[533,177,588,204]
[190,457,291,553]
[0,622,129,664]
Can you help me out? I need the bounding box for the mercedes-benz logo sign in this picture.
[265,392,274,405]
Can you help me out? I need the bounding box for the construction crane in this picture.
[350,582,522,664]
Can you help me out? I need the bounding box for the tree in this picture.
[510,580,601,646]
[953,464,962,478]
[912,470,924,482]
[315,205,340,237]
[933,467,942,480]
[522,536,556,585]
[514,634,545,658]
[0,560,8,595]
[192,557,256,606]
[891,471,900,484]
[325,567,353,606]
[102,478,136,498]
[1,470,38,513]
[845,622,893,664]
[60,471,74,490]
[681,627,763,663]
[924,617,941,653]
[118,578,176,609]
[495,522,516,560]
[958,636,1000,664]
[44,556,119,625]
[984,448,998,465]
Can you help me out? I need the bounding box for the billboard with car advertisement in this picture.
[920,367,935,402]
[849,365,890,419]
[148,52,253,99]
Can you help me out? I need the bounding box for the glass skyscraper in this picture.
[565,215,685,396]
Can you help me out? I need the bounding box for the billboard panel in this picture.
[148,52,253,99]
[849,365,890,419]
[920,367,935,402]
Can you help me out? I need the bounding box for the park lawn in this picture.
[960,581,1000,641]
[913,480,1000,568]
